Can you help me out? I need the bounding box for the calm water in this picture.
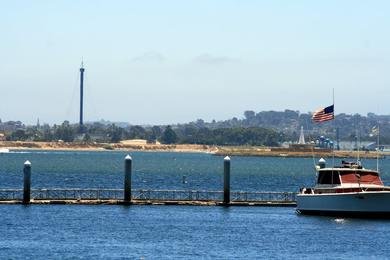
[1,150,390,259]
[1,205,390,259]
[1,150,390,191]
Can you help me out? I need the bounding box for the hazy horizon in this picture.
[1,1,389,125]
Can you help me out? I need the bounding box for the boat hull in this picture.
[297,191,390,218]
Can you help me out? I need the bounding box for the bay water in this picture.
[1,150,390,259]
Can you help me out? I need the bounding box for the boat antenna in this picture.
[357,123,360,163]
[305,118,318,175]
[307,127,317,174]
[377,125,380,172]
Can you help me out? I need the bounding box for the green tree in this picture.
[160,126,178,144]
[127,125,147,139]
[151,126,162,139]
[10,129,27,141]
[42,128,54,141]
[54,121,75,142]
[83,133,91,142]
[244,110,255,120]
[108,124,123,143]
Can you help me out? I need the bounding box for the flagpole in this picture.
[332,88,335,107]
[332,89,335,168]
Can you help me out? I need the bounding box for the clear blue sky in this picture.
[1,1,389,125]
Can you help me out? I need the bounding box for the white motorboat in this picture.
[297,158,390,217]
[0,148,9,153]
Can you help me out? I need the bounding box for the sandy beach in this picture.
[0,141,386,159]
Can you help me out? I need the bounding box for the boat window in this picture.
[317,171,341,185]
[360,172,383,185]
[340,171,383,185]
[339,172,356,183]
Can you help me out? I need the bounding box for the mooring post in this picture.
[223,156,231,205]
[124,155,132,204]
[23,160,31,204]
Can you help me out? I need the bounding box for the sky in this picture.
[1,0,389,125]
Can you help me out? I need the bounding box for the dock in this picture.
[0,188,297,206]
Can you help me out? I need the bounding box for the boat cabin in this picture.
[314,160,383,187]
[317,168,383,186]
[301,159,389,195]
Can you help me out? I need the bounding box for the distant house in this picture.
[90,134,108,142]
[73,134,85,142]
[0,133,5,141]
[74,133,108,142]
[365,142,377,151]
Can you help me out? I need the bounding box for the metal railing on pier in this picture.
[0,188,297,203]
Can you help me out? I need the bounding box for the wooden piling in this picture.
[223,156,231,205]
[124,155,132,204]
[23,160,31,204]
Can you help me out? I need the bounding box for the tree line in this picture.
[2,109,389,145]
[2,120,282,146]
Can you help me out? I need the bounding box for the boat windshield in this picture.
[340,171,383,185]
[317,171,341,185]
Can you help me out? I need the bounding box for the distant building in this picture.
[365,142,377,151]
[338,141,372,151]
[298,126,305,144]
[289,126,315,150]
[0,133,5,141]
[73,133,85,142]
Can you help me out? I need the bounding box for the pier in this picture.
[0,155,297,207]
[0,188,297,206]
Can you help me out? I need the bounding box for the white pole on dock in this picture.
[223,156,231,205]
[23,160,31,204]
[124,155,132,204]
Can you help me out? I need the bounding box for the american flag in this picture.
[312,105,334,122]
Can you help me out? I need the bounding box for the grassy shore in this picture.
[0,141,386,159]
[214,146,386,159]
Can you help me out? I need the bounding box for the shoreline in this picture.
[0,141,387,159]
